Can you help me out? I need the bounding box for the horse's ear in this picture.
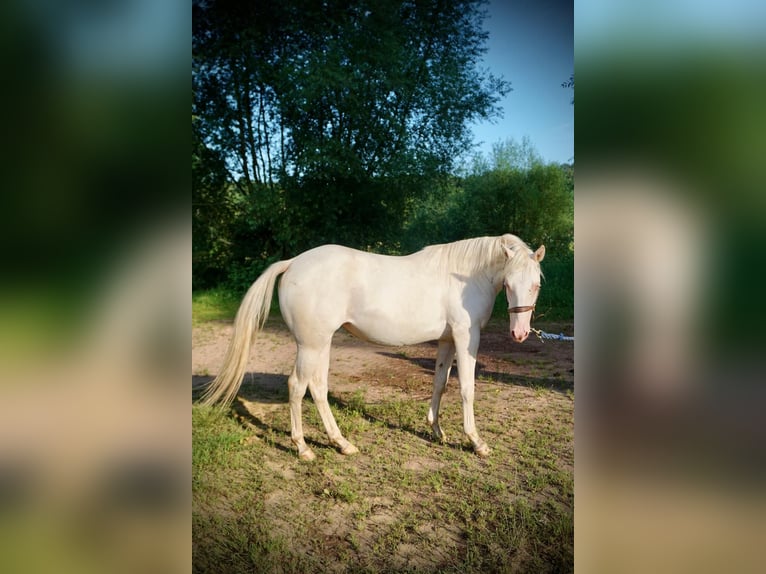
[534,245,546,262]
[502,244,515,259]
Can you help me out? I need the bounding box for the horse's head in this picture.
[502,243,545,343]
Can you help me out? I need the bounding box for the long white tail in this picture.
[200,258,294,408]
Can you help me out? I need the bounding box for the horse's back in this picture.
[278,245,449,346]
[281,244,370,290]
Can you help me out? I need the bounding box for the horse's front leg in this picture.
[453,328,491,457]
[428,339,456,443]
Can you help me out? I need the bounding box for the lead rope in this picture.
[530,327,574,342]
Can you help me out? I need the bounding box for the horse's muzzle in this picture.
[511,328,529,343]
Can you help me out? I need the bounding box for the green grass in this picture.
[193,286,288,327]
[192,383,573,573]
[192,287,242,325]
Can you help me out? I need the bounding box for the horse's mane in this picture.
[421,234,537,276]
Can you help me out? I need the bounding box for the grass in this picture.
[192,287,244,326]
[192,382,573,573]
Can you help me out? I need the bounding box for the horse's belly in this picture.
[342,315,448,346]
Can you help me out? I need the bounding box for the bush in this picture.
[536,249,574,320]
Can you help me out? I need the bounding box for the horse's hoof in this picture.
[340,443,359,456]
[434,433,447,444]
[299,448,316,461]
[475,444,491,458]
[430,424,447,443]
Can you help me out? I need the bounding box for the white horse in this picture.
[201,234,545,460]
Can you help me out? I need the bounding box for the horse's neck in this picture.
[438,254,506,290]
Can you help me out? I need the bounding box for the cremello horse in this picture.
[201,234,545,460]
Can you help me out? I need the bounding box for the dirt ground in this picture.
[193,317,574,572]
[192,317,574,408]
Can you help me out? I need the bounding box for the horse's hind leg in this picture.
[288,362,314,461]
[428,340,455,443]
[308,342,359,456]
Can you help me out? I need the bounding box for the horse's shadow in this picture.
[192,373,475,454]
[324,394,468,450]
[193,373,324,455]
[375,352,573,393]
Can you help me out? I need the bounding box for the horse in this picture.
[201,234,545,460]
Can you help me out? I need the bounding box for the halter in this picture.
[508,304,536,314]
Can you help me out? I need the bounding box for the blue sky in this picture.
[470,0,574,165]
[577,0,766,50]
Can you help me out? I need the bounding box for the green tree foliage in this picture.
[192,3,573,319]
[459,139,573,318]
[401,138,573,318]
[404,138,573,252]
[192,118,234,289]
[193,116,286,290]
[461,155,573,253]
[194,0,509,182]
[193,0,510,284]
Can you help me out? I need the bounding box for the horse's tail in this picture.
[200,258,294,408]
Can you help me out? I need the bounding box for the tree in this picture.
[456,138,573,252]
[193,117,235,288]
[193,0,511,258]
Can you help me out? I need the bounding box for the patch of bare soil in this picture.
[192,318,573,459]
[192,317,573,400]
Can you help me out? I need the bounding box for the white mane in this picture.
[421,234,537,277]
